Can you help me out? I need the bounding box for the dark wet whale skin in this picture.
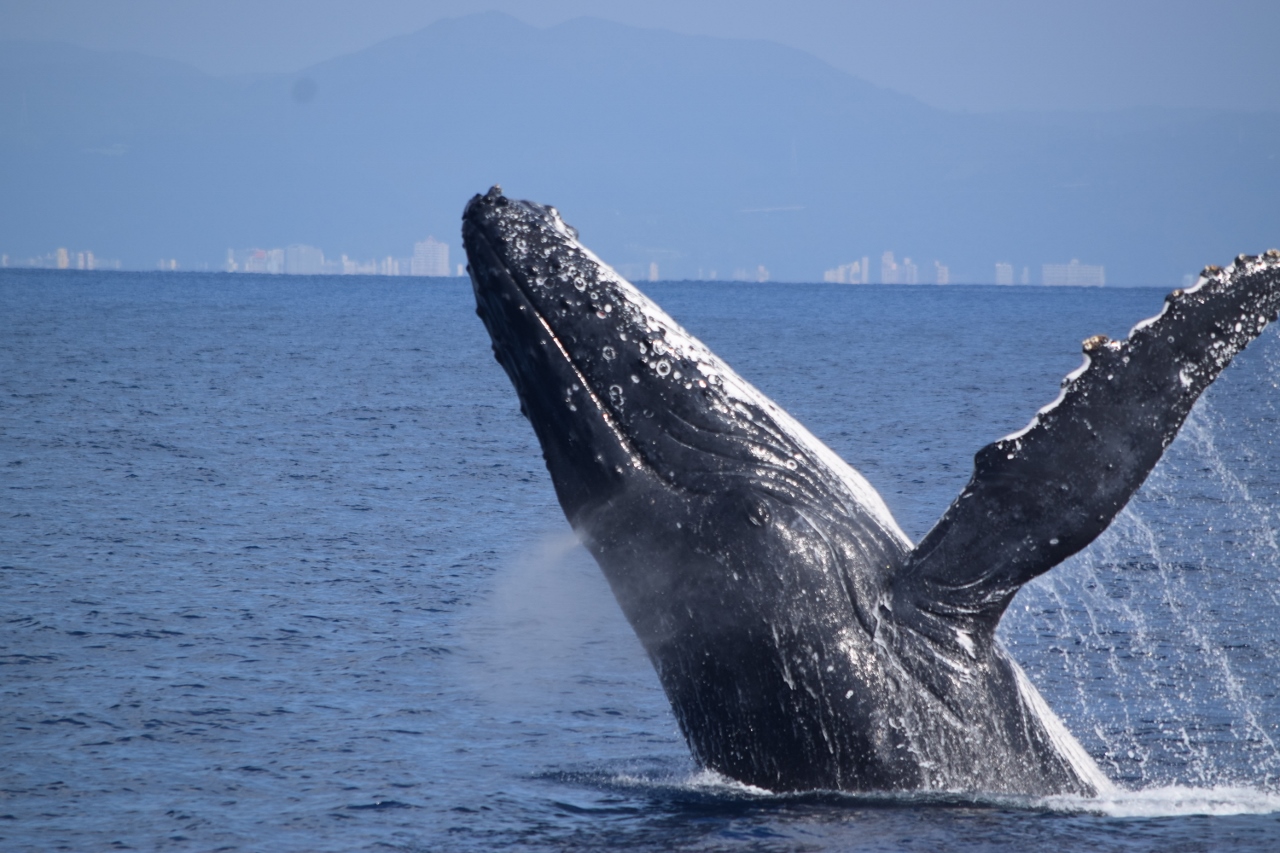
[462,187,1280,795]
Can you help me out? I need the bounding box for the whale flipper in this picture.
[896,253,1280,651]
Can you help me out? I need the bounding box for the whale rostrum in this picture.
[462,186,1280,795]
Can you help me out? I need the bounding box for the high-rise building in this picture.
[881,251,899,284]
[934,261,950,285]
[340,254,378,275]
[649,261,659,282]
[56,248,69,269]
[236,248,284,273]
[901,257,919,285]
[285,244,325,275]
[1043,260,1105,286]
[995,262,1015,285]
[823,260,865,283]
[412,236,450,277]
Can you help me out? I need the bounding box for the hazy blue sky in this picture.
[2,0,1278,112]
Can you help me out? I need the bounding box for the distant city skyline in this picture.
[224,235,458,277]
[2,241,1114,286]
[2,248,121,271]
[822,254,1107,286]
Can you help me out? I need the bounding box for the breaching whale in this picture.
[462,186,1280,795]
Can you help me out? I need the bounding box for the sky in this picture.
[2,0,1278,112]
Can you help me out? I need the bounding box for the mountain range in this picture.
[2,11,1277,283]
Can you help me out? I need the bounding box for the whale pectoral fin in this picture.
[894,253,1280,647]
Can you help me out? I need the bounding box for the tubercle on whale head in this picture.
[461,188,909,555]
[462,189,830,509]
[462,189,639,520]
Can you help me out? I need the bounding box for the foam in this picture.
[1040,785,1280,817]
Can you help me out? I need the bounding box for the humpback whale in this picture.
[462,186,1280,795]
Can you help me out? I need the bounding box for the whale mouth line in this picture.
[469,225,643,470]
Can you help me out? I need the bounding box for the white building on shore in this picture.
[411,236,450,277]
[823,258,868,283]
[1043,259,1105,286]
[285,244,325,275]
[880,251,899,284]
[225,235,453,277]
[901,257,919,285]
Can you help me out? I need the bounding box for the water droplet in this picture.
[785,459,798,470]
[655,360,671,376]
[602,346,616,360]
[652,339,667,356]
[673,371,682,380]
[608,385,624,408]
[630,374,639,383]
[604,304,613,313]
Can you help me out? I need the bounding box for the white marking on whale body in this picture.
[1010,659,1115,795]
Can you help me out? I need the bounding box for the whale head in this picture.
[463,186,907,564]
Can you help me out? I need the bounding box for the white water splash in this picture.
[1042,785,1280,817]
[1003,347,1280,792]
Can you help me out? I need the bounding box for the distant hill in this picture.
[1,12,1277,283]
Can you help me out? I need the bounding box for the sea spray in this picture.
[1004,370,1280,791]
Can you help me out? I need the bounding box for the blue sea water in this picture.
[3,269,1280,851]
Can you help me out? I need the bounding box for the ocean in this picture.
[4,269,1280,851]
